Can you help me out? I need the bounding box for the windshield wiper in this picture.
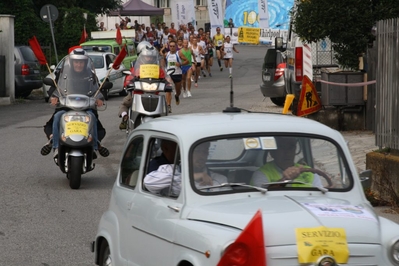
[198,183,268,194]
[261,180,328,194]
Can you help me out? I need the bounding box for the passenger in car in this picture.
[251,137,322,188]
[144,141,227,196]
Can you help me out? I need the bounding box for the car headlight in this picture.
[141,82,158,91]
[390,238,399,265]
[64,115,90,123]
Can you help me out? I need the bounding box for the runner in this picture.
[199,32,208,77]
[212,27,225,71]
[191,36,205,87]
[221,36,239,78]
[165,40,185,108]
[179,39,195,98]
[205,31,214,77]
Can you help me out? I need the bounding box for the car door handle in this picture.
[167,205,180,212]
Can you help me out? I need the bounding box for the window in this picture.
[120,137,144,188]
[196,0,207,6]
[143,138,180,197]
[155,0,169,8]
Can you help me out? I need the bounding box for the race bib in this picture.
[217,40,223,46]
[139,64,160,79]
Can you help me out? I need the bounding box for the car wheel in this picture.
[101,88,109,101]
[16,91,32,99]
[270,96,286,107]
[119,89,127,96]
[99,241,112,266]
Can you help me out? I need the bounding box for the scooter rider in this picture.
[118,43,168,129]
[40,49,109,160]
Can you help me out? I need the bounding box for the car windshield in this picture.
[190,135,353,195]
[82,45,112,53]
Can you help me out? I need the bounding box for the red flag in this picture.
[28,36,47,65]
[68,45,82,54]
[112,45,127,70]
[217,210,266,266]
[116,27,122,45]
[79,25,88,44]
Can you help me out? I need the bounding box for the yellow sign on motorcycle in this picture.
[65,122,89,137]
[140,64,160,79]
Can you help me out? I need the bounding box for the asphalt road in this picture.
[0,45,397,265]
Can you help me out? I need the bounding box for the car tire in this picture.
[99,241,112,266]
[270,96,286,107]
[101,88,109,101]
[119,89,127,96]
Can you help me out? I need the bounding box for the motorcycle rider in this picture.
[40,49,109,161]
[118,43,170,129]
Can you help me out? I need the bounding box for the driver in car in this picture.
[251,137,323,188]
[144,142,228,196]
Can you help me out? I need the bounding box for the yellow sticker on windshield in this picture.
[139,64,160,79]
[295,226,349,264]
[65,122,89,137]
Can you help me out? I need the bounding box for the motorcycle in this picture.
[42,56,112,189]
[122,50,173,134]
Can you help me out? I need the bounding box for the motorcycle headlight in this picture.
[64,115,90,123]
[141,82,158,91]
[390,238,399,265]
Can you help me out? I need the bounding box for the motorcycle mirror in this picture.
[43,77,56,87]
[123,70,132,76]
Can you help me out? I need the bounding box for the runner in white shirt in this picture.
[191,36,204,87]
[165,40,184,108]
[221,36,239,78]
[198,34,208,77]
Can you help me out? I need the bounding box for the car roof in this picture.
[133,112,342,143]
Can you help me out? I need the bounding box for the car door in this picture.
[127,136,183,266]
[107,53,124,94]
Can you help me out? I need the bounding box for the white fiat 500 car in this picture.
[92,112,399,266]
[42,51,126,102]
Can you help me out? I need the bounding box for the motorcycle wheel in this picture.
[68,156,83,189]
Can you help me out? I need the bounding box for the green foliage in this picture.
[291,0,378,69]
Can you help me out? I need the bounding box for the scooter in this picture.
[42,70,112,189]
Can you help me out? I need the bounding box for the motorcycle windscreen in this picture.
[133,51,164,80]
[55,55,99,97]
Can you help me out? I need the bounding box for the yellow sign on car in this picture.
[140,64,160,79]
[65,122,89,137]
[295,226,349,264]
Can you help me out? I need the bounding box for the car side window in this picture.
[120,136,144,188]
[143,138,181,198]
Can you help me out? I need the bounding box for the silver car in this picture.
[260,48,287,106]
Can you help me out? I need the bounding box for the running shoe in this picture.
[187,91,192,97]
[220,67,223,71]
[183,90,188,98]
[209,73,212,77]
[229,74,232,78]
[202,71,206,77]
[175,95,180,105]
[168,105,172,113]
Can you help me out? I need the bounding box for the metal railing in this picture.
[376,18,399,150]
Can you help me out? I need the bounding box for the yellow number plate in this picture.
[139,64,160,79]
[65,122,88,137]
[295,226,349,263]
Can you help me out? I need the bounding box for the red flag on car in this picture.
[217,210,266,266]
[79,25,88,44]
[116,27,122,45]
[112,44,127,70]
[28,36,47,65]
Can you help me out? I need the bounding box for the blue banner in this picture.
[225,0,294,29]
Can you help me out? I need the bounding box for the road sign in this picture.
[297,75,322,116]
[40,4,59,23]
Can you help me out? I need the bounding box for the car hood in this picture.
[186,195,380,245]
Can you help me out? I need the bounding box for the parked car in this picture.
[14,45,43,98]
[92,112,399,266]
[42,51,126,102]
[260,48,287,106]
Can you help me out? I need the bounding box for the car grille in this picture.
[142,95,159,112]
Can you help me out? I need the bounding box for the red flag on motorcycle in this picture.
[217,210,266,266]
[28,36,47,65]
[116,27,122,45]
[79,25,88,44]
[112,45,127,70]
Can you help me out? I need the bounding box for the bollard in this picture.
[282,94,295,114]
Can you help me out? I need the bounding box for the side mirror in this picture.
[43,77,56,87]
[275,37,284,51]
[102,81,113,90]
[359,169,372,190]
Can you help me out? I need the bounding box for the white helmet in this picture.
[136,41,152,55]
[139,45,158,64]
